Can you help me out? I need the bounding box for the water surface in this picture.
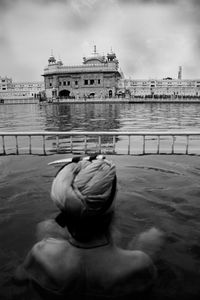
[1,102,200,155]
[1,102,200,131]
[0,155,200,299]
[1,103,200,299]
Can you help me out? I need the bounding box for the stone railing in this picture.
[0,131,200,156]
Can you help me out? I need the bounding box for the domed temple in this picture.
[43,47,121,100]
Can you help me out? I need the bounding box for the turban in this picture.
[51,158,116,219]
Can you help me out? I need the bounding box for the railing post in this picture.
[42,135,46,155]
[143,135,145,154]
[15,135,19,155]
[128,135,130,155]
[56,135,59,153]
[186,135,189,154]
[113,135,116,153]
[157,135,160,154]
[2,135,6,155]
[84,135,87,153]
[70,136,73,152]
[172,135,175,154]
[29,135,32,154]
[98,135,102,153]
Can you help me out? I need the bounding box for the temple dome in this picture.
[57,57,63,66]
[83,45,106,65]
[107,50,116,62]
[48,52,56,64]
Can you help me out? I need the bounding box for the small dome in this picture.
[107,51,116,61]
[57,58,63,66]
[48,51,56,64]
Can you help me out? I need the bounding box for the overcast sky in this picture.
[1,0,200,81]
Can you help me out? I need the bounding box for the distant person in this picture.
[14,155,164,300]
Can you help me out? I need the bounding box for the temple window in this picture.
[90,79,94,85]
[63,81,66,86]
[75,80,78,85]
[98,79,101,84]
[84,80,88,85]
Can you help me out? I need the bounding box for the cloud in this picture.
[60,0,106,31]
[0,0,200,80]
[117,0,199,5]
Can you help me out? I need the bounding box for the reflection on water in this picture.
[37,102,200,131]
[1,102,200,155]
[1,102,200,132]
[1,102,200,298]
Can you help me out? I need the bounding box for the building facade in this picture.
[118,78,200,98]
[10,81,44,98]
[0,79,44,101]
[43,48,121,100]
[0,76,13,91]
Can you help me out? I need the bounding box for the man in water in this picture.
[15,155,164,299]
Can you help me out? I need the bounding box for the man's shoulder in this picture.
[29,238,79,286]
[118,247,153,263]
[125,249,156,276]
[128,250,155,269]
[32,238,70,262]
[111,249,157,294]
[115,249,156,281]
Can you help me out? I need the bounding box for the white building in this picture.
[0,79,44,103]
[0,76,13,91]
[11,81,44,97]
[118,78,200,98]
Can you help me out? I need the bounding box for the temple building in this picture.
[43,47,121,100]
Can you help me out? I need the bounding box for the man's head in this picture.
[51,156,117,237]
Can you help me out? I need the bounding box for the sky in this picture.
[1,0,200,81]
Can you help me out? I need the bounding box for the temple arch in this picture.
[59,90,70,98]
[109,90,113,98]
[89,92,95,98]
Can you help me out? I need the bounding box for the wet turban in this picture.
[51,158,116,219]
